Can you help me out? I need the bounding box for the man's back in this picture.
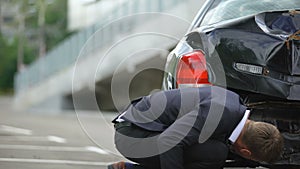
[123,86,246,136]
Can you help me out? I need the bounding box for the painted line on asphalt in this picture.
[0,125,32,135]
[47,135,66,143]
[0,135,67,143]
[0,125,66,144]
[0,158,113,166]
[85,146,109,155]
[0,144,109,155]
[0,136,49,142]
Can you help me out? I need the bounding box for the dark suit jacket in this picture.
[119,86,247,169]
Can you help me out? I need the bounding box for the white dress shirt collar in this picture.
[228,110,250,143]
[115,111,126,122]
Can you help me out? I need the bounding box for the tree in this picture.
[0,0,71,93]
[0,36,17,93]
[16,0,27,72]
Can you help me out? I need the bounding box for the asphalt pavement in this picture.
[0,96,127,169]
[0,96,268,169]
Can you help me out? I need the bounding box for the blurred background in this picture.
[0,0,200,113]
[1,0,70,95]
[0,0,200,168]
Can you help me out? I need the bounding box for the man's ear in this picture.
[240,148,252,158]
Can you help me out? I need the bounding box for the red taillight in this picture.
[176,50,210,87]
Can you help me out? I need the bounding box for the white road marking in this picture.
[0,136,48,142]
[85,146,109,155]
[0,125,32,135]
[0,136,54,142]
[0,136,67,143]
[0,158,112,166]
[47,136,66,143]
[0,144,109,155]
[0,144,87,152]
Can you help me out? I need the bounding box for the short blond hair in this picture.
[242,121,284,163]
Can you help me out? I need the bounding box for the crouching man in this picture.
[108,86,283,169]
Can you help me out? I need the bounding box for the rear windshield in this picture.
[201,0,300,26]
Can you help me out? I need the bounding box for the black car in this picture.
[162,0,300,167]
